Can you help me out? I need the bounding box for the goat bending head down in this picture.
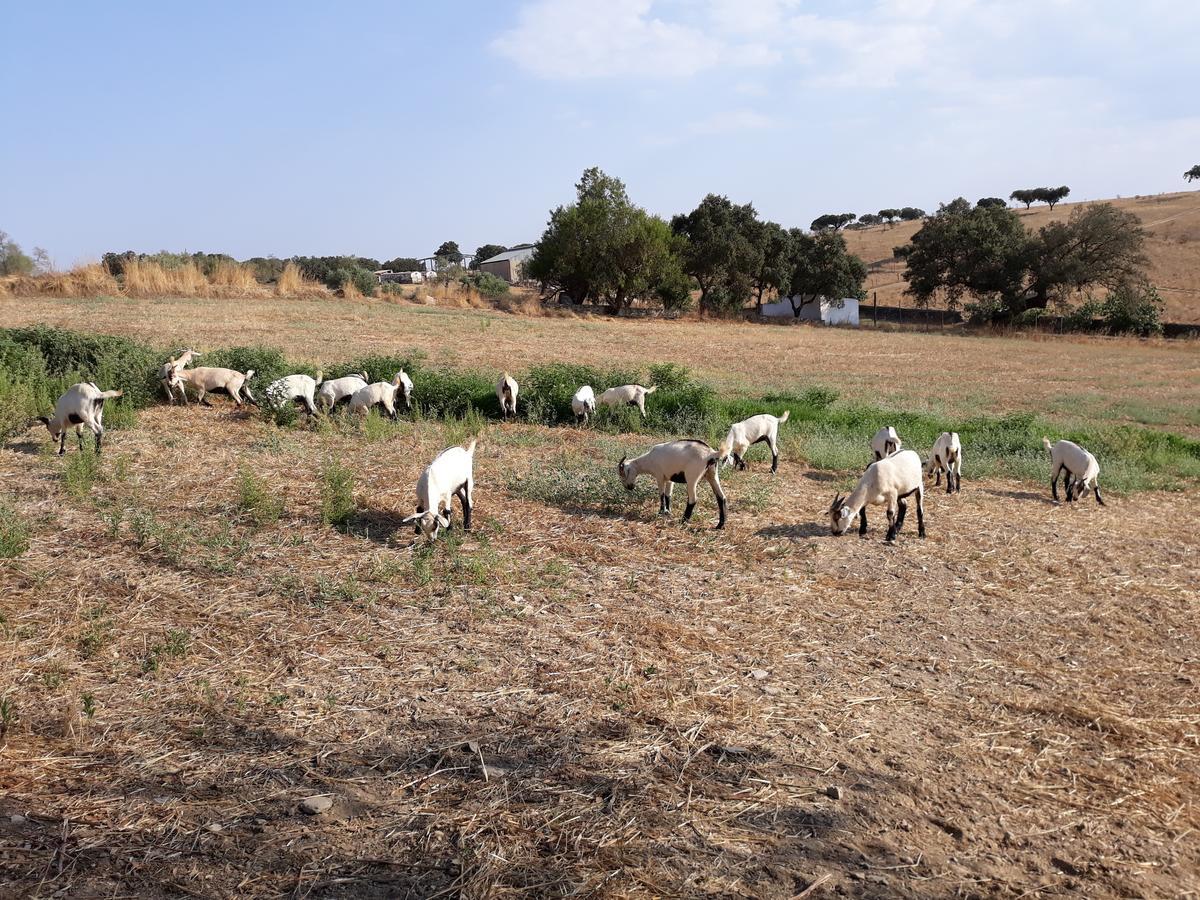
[401,440,477,541]
[830,449,925,542]
[617,439,726,529]
[38,382,123,454]
[719,410,789,474]
[598,384,656,418]
[1043,437,1104,505]
[159,350,200,405]
[870,426,902,461]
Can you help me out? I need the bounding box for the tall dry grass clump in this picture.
[340,277,364,301]
[210,259,258,294]
[121,258,175,296]
[275,262,327,298]
[1,263,119,298]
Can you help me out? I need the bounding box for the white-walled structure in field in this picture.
[761,297,860,326]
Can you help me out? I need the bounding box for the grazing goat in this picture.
[830,449,925,542]
[349,372,411,419]
[871,425,902,460]
[571,385,596,424]
[316,372,369,411]
[719,410,790,474]
[38,382,123,454]
[618,440,726,529]
[497,373,518,418]
[1043,437,1104,505]
[159,349,200,405]
[171,366,257,407]
[926,431,963,493]
[266,371,323,417]
[598,384,656,418]
[401,440,477,541]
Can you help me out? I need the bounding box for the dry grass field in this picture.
[845,191,1200,323]
[1,302,1199,898]
[2,293,1199,437]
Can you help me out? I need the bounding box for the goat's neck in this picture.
[844,480,872,516]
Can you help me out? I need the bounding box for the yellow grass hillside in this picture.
[844,190,1200,323]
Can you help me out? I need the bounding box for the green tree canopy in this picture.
[671,193,762,313]
[904,198,1147,318]
[879,208,901,224]
[810,213,856,231]
[976,197,1007,209]
[434,241,463,264]
[0,230,35,277]
[785,230,868,316]
[1186,164,1200,182]
[382,257,424,272]
[898,207,926,221]
[527,167,686,311]
[1010,189,1037,209]
[858,213,883,226]
[748,220,794,308]
[469,244,507,269]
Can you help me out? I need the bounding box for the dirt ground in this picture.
[1,400,1197,898]
[2,295,1198,437]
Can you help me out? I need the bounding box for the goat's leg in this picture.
[894,498,908,533]
[681,478,699,524]
[858,508,867,537]
[769,438,779,475]
[885,504,898,542]
[916,487,926,537]
[58,431,67,455]
[706,469,726,530]
[1093,482,1105,506]
[1051,465,1063,501]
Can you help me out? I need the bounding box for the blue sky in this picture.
[4,0,1198,266]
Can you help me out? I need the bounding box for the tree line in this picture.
[527,167,869,315]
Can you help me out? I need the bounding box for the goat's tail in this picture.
[465,439,478,456]
[778,409,790,424]
[1042,436,1053,455]
[644,385,657,394]
[98,389,123,400]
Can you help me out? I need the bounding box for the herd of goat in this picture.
[33,350,1106,543]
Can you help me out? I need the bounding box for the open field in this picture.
[844,191,1200,323]
[2,294,1199,439]
[2,305,1199,897]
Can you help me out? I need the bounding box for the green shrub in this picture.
[459,270,510,298]
[320,459,356,528]
[236,467,284,525]
[63,451,101,498]
[1101,284,1164,337]
[0,499,30,558]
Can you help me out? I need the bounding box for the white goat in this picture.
[926,431,963,493]
[316,372,369,411]
[598,384,657,418]
[1043,437,1105,505]
[38,382,123,454]
[829,449,925,542]
[497,373,518,418]
[719,410,790,474]
[159,349,200,405]
[571,385,596,423]
[401,440,477,540]
[266,370,323,416]
[170,365,257,407]
[618,440,726,529]
[349,372,411,419]
[870,425,902,460]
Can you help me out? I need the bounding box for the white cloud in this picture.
[490,0,777,79]
[688,108,776,135]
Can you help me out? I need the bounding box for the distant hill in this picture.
[842,190,1200,324]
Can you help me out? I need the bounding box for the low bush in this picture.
[0,498,31,558]
[320,458,356,528]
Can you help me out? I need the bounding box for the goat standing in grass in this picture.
[830,449,925,542]
[719,411,789,474]
[267,371,323,417]
[598,384,656,418]
[571,385,596,424]
[618,439,726,529]
[870,425,902,460]
[926,431,962,493]
[38,382,123,454]
[497,373,518,419]
[316,372,369,412]
[401,440,476,541]
[170,365,257,407]
[159,349,200,405]
[1044,437,1105,505]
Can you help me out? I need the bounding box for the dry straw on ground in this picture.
[1,403,1197,897]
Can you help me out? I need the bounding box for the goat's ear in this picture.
[618,455,627,470]
[437,513,450,528]
[400,513,421,525]
[36,416,50,426]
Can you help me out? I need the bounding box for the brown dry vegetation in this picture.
[1,402,1197,898]
[3,294,1198,436]
[844,191,1200,323]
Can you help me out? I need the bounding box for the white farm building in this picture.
[760,296,860,326]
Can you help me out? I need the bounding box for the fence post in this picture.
[873,291,878,327]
